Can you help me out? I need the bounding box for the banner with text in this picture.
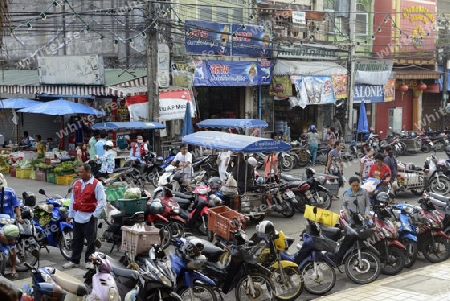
[193,60,272,86]
[294,76,335,105]
[159,90,195,121]
[353,85,385,103]
[185,20,270,57]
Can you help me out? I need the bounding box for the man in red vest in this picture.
[129,135,149,164]
[63,163,106,269]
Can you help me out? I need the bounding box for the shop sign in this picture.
[292,11,306,25]
[193,60,272,86]
[353,85,384,103]
[355,59,393,72]
[292,76,335,107]
[159,89,195,121]
[37,55,105,85]
[273,46,339,60]
[185,20,270,57]
[384,79,396,102]
[332,74,348,99]
[157,43,170,88]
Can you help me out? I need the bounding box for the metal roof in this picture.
[0,69,147,86]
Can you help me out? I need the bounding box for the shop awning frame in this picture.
[92,121,165,130]
[273,59,347,76]
[197,119,268,129]
[393,67,441,80]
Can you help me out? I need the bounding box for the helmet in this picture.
[183,238,204,258]
[105,140,114,148]
[375,192,389,204]
[310,125,316,131]
[186,254,207,270]
[208,194,222,207]
[248,157,257,166]
[256,220,275,239]
[0,173,6,188]
[256,177,265,185]
[3,224,19,241]
[207,177,222,191]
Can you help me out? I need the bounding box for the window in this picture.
[232,7,243,23]
[216,7,228,23]
[199,6,212,21]
[355,13,368,36]
[324,10,336,34]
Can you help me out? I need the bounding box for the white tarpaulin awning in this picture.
[355,70,391,85]
[273,60,347,76]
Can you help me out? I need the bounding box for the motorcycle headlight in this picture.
[381,227,392,238]
[171,206,180,214]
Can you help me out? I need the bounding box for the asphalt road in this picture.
[3,150,442,300]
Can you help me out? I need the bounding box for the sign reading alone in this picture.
[37,55,105,85]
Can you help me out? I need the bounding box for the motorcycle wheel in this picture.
[293,194,307,213]
[178,284,217,301]
[169,221,185,239]
[280,156,294,172]
[380,245,405,275]
[198,216,208,236]
[153,223,172,250]
[429,177,450,195]
[401,238,418,268]
[16,239,39,269]
[411,190,423,196]
[149,170,160,188]
[271,266,303,301]
[423,236,450,263]
[421,144,431,153]
[434,141,445,152]
[59,229,73,261]
[249,215,266,223]
[344,249,381,284]
[291,155,299,169]
[146,290,183,301]
[281,201,295,218]
[300,261,336,296]
[399,142,407,156]
[297,159,308,168]
[309,191,331,210]
[235,273,276,301]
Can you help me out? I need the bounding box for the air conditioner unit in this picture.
[334,0,349,18]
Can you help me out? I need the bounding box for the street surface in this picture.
[2,150,443,300]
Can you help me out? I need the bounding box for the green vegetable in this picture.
[123,188,141,199]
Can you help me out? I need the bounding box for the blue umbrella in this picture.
[181,102,194,136]
[18,98,104,116]
[357,101,369,133]
[0,98,41,109]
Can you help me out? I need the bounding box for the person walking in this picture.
[88,131,99,159]
[64,163,106,270]
[264,151,279,183]
[360,147,375,180]
[306,125,319,166]
[326,141,344,188]
[331,115,343,138]
[326,126,336,150]
[97,141,115,179]
[342,176,372,223]
[94,132,107,157]
[0,173,24,278]
[217,150,231,182]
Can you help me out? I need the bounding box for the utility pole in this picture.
[442,47,448,131]
[346,0,357,141]
[147,0,159,122]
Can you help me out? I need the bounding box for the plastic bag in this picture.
[17,159,32,169]
[226,175,237,188]
[123,187,141,199]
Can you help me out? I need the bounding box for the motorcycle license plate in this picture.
[285,190,295,199]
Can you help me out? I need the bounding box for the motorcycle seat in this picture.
[52,270,88,296]
[279,252,295,262]
[173,197,192,206]
[428,192,450,204]
[318,225,341,241]
[280,174,301,182]
[197,239,224,261]
[173,192,195,201]
[113,267,139,280]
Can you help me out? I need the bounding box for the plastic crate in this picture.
[46,172,56,184]
[208,206,248,241]
[17,168,32,179]
[105,185,127,202]
[0,164,9,174]
[56,174,76,185]
[121,224,160,257]
[35,170,46,181]
[117,197,148,215]
[10,167,16,177]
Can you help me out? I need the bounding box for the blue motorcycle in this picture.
[391,204,419,268]
[171,237,217,301]
[33,189,73,260]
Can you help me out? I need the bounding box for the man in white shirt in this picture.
[172,144,193,187]
[129,135,149,164]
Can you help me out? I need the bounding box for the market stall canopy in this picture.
[92,121,165,130]
[17,98,104,116]
[197,119,268,129]
[182,131,290,153]
[273,60,347,76]
[0,98,41,109]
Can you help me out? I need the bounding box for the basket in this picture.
[46,172,56,184]
[17,168,32,179]
[9,166,16,177]
[304,205,339,227]
[105,185,127,202]
[208,206,248,241]
[35,170,46,181]
[117,197,148,215]
[310,235,338,253]
[121,224,161,257]
[56,174,76,185]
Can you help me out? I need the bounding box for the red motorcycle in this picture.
[187,184,223,235]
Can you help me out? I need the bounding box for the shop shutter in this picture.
[22,113,62,146]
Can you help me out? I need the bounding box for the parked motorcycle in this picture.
[390,204,419,268]
[32,189,73,260]
[282,168,331,213]
[15,206,40,269]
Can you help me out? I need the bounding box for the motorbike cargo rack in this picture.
[290,173,340,196]
[121,224,161,258]
[208,206,248,241]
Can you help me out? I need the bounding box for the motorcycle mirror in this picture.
[355,172,361,176]
[313,206,318,215]
[38,189,45,195]
[67,187,73,194]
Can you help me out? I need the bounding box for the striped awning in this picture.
[109,76,147,97]
[274,59,347,76]
[0,85,109,96]
[393,68,442,80]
